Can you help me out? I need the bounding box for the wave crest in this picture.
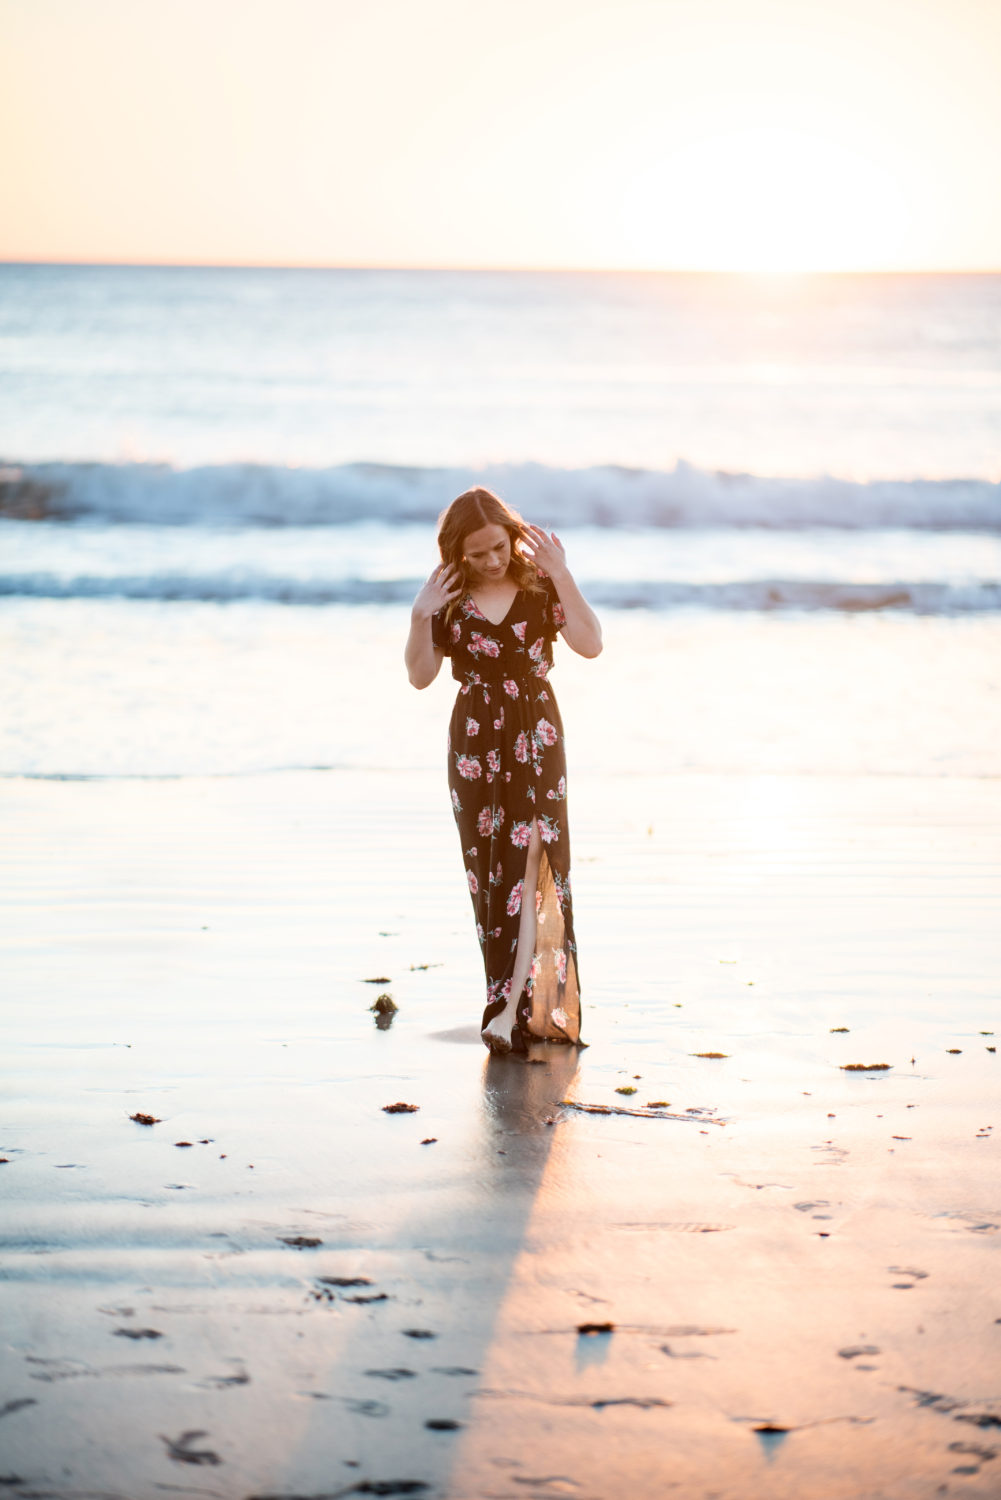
[1,458,998,531]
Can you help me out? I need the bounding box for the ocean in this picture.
[1,263,999,778]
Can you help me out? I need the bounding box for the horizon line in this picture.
[2,256,1001,276]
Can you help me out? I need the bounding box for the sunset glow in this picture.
[618,128,912,273]
[0,0,998,271]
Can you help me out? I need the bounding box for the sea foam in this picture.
[1,458,998,532]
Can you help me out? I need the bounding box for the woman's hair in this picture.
[437,487,542,624]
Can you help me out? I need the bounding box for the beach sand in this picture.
[1,768,998,1498]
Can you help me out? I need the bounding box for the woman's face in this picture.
[462,522,512,585]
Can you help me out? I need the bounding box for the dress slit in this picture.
[520,843,581,1044]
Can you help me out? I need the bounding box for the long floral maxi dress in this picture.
[431,577,582,1048]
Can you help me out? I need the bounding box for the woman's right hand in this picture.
[412,563,462,620]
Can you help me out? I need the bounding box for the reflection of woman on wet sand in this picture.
[405,487,602,1056]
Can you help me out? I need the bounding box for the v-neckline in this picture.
[468,588,521,629]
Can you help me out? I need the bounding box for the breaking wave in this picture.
[2,458,999,531]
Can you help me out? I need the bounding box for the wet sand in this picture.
[0,768,998,1498]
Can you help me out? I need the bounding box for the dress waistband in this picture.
[452,665,550,689]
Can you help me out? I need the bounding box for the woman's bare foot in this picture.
[483,821,542,1056]
[481,999,519,1053]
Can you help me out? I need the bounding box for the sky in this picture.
[1,0,999,272]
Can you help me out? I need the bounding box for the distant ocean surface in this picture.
[1,264,999,778]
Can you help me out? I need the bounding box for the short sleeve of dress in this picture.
[430,608,451,655]
[540,576,567,641]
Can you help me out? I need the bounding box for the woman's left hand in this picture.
[523,524,569,581]
[525,523,602,658]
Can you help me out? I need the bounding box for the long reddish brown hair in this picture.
[438,487,542,625]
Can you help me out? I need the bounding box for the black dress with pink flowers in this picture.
[431,576,581,1049]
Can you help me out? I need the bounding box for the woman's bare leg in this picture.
[483,820,542,1044]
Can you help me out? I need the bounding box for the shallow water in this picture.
[1,600,997,778]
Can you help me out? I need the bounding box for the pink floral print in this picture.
[430,576,581,1046]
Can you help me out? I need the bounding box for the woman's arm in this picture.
[405,563,461,688]
[523,526,603,659]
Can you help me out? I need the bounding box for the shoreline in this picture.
[1,768,998,1498]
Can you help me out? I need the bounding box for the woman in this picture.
[405,487,602,1055]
